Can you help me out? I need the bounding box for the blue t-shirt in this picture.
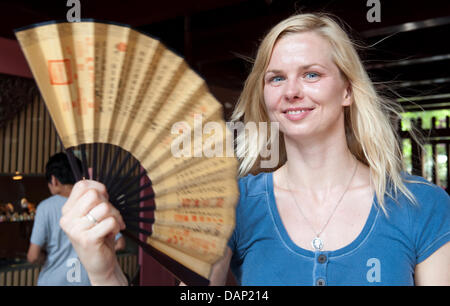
[30,195,123,286]
[31,195,91,285]
[227,172,450,286]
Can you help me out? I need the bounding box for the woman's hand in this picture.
[59,180,128,285]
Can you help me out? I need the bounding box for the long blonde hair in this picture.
[231,13,428,214]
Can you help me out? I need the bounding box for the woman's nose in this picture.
[284,79,303,101]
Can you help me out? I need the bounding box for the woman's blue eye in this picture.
[271,76,284,82]
[305,72,319,79]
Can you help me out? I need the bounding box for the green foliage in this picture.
[401,110,449,187]
[401,109,450,131]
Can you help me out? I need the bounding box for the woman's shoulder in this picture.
[393,172,450,263]
[399,172,449,203]
[388,172,450,223]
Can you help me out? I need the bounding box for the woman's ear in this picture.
[342,84,352,106]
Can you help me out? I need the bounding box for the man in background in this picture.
[27,152,125,285]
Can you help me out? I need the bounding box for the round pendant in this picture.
[312,237,323,251]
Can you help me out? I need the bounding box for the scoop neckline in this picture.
[266,171,379,258]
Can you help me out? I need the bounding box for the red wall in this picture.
[0,37,32,78]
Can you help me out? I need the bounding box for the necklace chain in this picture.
[283,156,358,251]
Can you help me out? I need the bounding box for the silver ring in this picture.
[86,212,98,224]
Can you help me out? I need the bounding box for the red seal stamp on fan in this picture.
[48,59,73,85]
[116,42,127,52]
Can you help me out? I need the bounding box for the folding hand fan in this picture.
[15,21,239,285]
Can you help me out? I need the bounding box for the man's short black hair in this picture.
[45,152,81,185]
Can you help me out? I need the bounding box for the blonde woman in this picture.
[59,13,449,286]
[209,13,450,286]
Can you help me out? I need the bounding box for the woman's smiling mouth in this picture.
[283,107,315,120]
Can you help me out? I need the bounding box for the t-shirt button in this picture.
[316,278,326,286]
[317,254,327,264]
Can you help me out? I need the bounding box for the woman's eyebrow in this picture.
[301,63,324,69]
[265,63,326,75]
[265,69,283,75]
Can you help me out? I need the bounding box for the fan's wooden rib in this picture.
[118,205,154,214]
[109,171,150,200]
[65,147,82,181]
[97,143,110,183]
[123,225,152,237]
[107,154,139,194]
[118,193,155,207]
[92,143,98,181]
[122,216,154,224]
[103,146,121,187]
[114,193,155,208]
[57,137,82,182]
[105,151,131,190]
[80,144,89,179]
